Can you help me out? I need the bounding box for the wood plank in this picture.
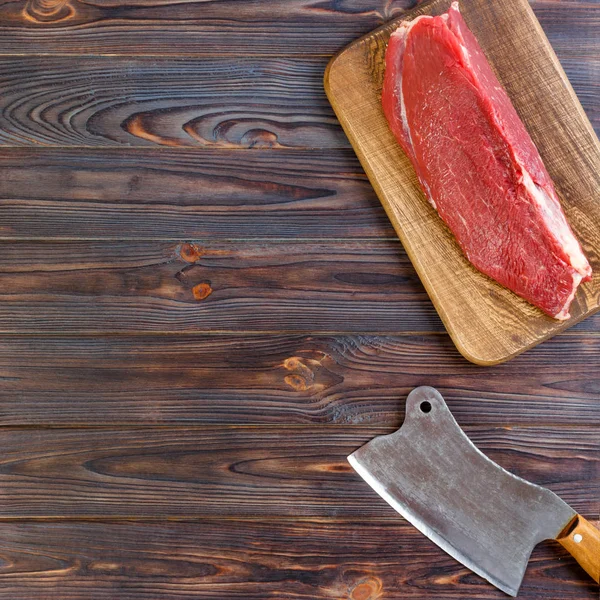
[0,148,393,239]
[0,426,595,517]
[325,0,600,364]
[0,0,412,57]
[0,239,439,333]
[561,57,600,135]
[0,56,343,148]
[1,333,600,426]
[2,239,600,334]
[0,54,597,148]
[0,0,595,59]
[0,519,597,599]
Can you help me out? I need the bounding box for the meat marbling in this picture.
[381,1,591,320]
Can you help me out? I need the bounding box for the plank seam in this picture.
[0,424,595,430]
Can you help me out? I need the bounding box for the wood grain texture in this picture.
[1,333,600,426]
[0,519,597,599]
[0,53,597,149]
[325,0,600,364]
[3,239,600,335]
[0,0,596,60]
[0,56,343,148]
[0,0,413,57]
[0,426,595,517]
[0,148,393,239]
[0,240,438,333]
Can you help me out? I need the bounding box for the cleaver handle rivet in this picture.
[557,514,600,583]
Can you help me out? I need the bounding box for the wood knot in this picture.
[283,357,301,370]
[23,0,73,22]
[283,356,315,391]
[284,374,307,391]
[192,281,212,301]
[349,577,383,600]
[179,243,203,263]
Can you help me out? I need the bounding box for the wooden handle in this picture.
[557,514,600,583]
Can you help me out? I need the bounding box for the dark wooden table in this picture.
[0,1,598,598]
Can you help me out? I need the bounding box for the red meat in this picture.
[382,1,591,319]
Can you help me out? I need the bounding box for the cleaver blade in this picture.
[348,386,599,596]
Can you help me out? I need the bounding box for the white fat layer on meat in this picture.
[458,37,471,67]
[520,168,590,277]
[399,82,411,149]
[395,22,416,154]
[554,272,583,320]
[444,3,472,68]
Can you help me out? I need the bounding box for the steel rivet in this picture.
[573,533,583,543]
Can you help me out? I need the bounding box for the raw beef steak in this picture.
[381,1,591,320]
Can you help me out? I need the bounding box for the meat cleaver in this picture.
[348,386,600,596]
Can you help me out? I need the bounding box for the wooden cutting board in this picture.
[324,0,600,365]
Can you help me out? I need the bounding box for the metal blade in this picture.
[348,386,576,597]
